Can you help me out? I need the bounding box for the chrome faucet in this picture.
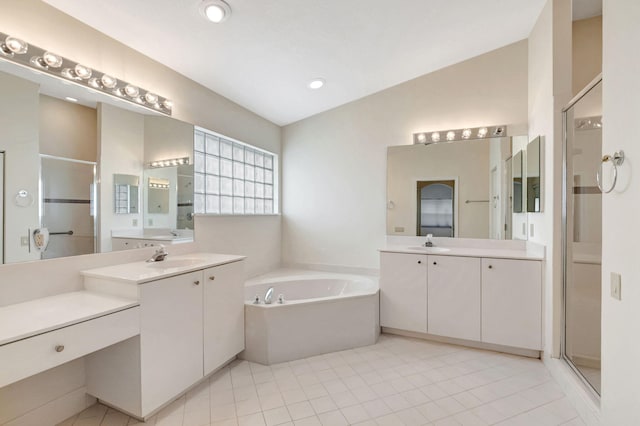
[424,233,434,247]
[146,244,169,262]
[264,287,274,304]
[170,230,178,237]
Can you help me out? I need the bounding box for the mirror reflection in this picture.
[527,136,542,212]
[387,136,527,240]
[512,150,524,214]
[0,62,195,265]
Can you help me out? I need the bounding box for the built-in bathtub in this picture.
[241,269,380,365]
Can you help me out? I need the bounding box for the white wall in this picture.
[283,40,529,269]
[601,1,640,423]
[526,0,572,357]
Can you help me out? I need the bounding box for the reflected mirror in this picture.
[527,136,542,212]
[0,59,195,265]
[114,174,139,214]
[387,136,526,240]
[512,150,524,214]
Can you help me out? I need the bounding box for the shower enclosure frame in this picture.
[561,73,602,398]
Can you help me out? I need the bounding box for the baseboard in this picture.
[2,387,94,426]
[382,327,541,358]
[571,354,601,369]
[542,355,601,426]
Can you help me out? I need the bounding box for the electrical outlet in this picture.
[394,226,405,232]
[611,272,622,300]
[529,223,535,238]
[132,218,138,227]
[148,218,153,226]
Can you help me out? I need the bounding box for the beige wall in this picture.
[601,1,640,424]
[282,40,528,269]
[0,1,281,424]
[572,16,602,95]
[0,72,41,264]
[39,95,97,162]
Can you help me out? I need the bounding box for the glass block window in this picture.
[194,128,277,215]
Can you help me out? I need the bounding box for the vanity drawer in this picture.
[0,306,140,387]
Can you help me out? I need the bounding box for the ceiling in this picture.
[43,0,554,126]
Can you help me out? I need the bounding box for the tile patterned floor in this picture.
[58,334,584,426]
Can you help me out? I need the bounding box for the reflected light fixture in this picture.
[0,31,173,116]
[413,125,507,145]
[309,78,325,89]
[201,0,232,23]
[65,96,78,102]
[149,157,190,168]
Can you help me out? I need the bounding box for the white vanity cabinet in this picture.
[481,258,542,350]
[203,261,245,375]
[82,253,245,419]
[380,252,427,333]
[380,248,543,352]
[428,255,481,341]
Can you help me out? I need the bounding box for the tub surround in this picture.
[243,269,379,365]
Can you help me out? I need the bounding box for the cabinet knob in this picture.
[488,265,493,269]
[209,276,215,281]
[433,261,437,265]
[194,280,200,285]
[417,260,422,264]
[55,345,65,353]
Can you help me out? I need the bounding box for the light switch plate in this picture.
[394,226,405,232]
[611,272,622,300]
[20,236,29,247]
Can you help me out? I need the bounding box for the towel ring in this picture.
[596,150,625,193]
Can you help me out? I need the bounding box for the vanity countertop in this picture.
[380,245,545,261]
[81,252,246,284]
[0,291,138,346]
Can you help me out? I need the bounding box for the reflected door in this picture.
[563,80,602,395]
[416,180,454,237]
[40,155,97,260]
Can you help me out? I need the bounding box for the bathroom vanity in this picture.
[81,253,245,419]
[379,244,543,354]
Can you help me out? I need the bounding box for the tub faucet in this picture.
[424,234,434,247]
[264,287,274,304]
[146,245,168,262]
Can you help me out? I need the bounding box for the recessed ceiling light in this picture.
[308,78,325,90]
[201,0,231,23]
[65,97,78,102]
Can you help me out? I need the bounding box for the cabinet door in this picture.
[380,252,427,333]
[140,271,204,414]
[203,260,245,375]
[428,255,481,341]
[481,258,542,350]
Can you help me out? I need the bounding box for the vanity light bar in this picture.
[575,116,602,131]
[149,182,170,189]
[413,125,508,145]
[149,157,190,168]
[0,32,173,116]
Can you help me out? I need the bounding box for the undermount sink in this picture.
[146,258,204,268]
[407,246,451,253]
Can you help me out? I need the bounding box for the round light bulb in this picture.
[43,51,63,68]
[205,4,225,22]
[462,129,472,139]
[446,131,456,141]
[144,92,159,104]
[431,132,440,142]
[308,78,325,89]
[5,36,28,54]
[478,127,488,138]
[416,133,427,143]
[124,84,139,97]
[101,74,117,89]
[163,99,173,110]
[74,64,92,79]
[88,77,101,88]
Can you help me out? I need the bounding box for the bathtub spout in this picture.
[264,287,274,304]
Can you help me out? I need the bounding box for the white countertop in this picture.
[0,291,138,346]
[380,245,544,261]
[81,252,246,284]
[111,234,193,242]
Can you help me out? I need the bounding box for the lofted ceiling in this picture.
[43,0,552,126]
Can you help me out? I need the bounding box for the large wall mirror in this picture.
[387,135,530,240]
[0,60,195,265]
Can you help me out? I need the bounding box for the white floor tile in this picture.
[287,401,315,421]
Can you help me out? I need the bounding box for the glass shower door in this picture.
[40,155,97,259]
[563,79,602,395]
